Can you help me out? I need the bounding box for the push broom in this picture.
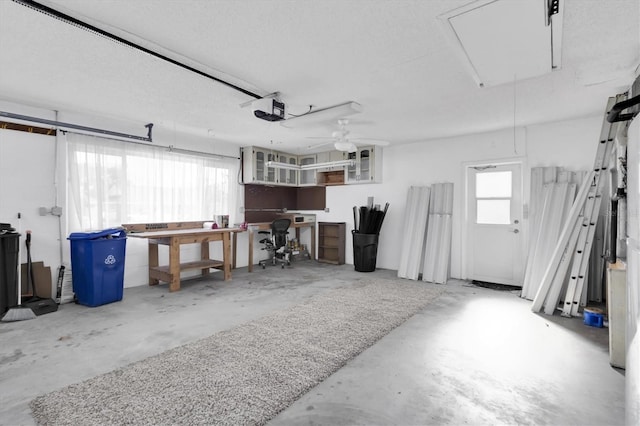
[1,213,36,322]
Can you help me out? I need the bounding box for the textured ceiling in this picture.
[0,0,638,153]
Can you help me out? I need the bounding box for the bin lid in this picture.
[0,231,20,239]
[68,227,126,240]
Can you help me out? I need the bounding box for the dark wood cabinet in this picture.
[243,184,326,223]
[318,222,346,265]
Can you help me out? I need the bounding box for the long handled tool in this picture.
[23,231,58,316]
[55,265,65,304]
[1,213,36,322]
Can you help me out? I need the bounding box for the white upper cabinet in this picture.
[243,147,298,185]
[316,151,347,171]
[243,147,278,183]
[242,146,382,186]
[276,153,298,186]
[344,146,382,184]
[298,154,317,186]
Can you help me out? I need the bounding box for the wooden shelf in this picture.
[318,170,345,186]
[318,222,346,265]
[150,259,224,283]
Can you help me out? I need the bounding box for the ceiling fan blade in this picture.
[350,138,390,146]
[307,141,335,150]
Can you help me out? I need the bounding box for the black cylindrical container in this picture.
[352,231,379,272]
[0,233,20,315]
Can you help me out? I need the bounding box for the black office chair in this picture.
[258,218,292,269]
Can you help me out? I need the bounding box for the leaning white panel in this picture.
[398,186,430,280]
[422,182,454,284]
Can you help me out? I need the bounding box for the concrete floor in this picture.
[0,262,625,425]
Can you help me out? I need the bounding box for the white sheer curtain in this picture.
[67,132,238,231]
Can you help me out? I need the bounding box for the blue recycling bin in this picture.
[68,227,127,307]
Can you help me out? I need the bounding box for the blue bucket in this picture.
[583,308,604,328]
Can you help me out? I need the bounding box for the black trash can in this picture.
[0,232,20,315]
[352,231,379,272]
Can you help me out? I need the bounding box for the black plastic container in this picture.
[0,233,20,315]
[352,231,379,272]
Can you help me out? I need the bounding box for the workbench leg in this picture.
[201,241,211,278]
[148,242,159,286]
[168,238,181,292]
[232,231,237,270]
[310,225,316,260]
[222,232,232,281]
[248,229,254,273]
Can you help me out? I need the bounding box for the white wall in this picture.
[2,98,635,417]
[0,100,245,291]
[0,97,606,290]
[626,117,640,426]
[0,104,60,276]
[316,114,602,279]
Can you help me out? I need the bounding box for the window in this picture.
[67,133,238,231]
[475,170,512,224]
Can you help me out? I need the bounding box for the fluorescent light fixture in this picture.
[280,102,362,128]
[266,161,299,171]
[266,159,355,171]
[302,159,355,170]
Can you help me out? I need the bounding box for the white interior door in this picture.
[467,163,524,286]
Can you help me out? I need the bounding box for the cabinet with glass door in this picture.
[298,154,317,186]
[242,147,278,184]
[276,153,298,186]
[344,146,381,183]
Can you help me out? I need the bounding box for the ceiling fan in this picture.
[307,119,389,153]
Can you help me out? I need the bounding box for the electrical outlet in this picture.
[38,207,49,216]
[51,206,63,216]
[324,208,330,213]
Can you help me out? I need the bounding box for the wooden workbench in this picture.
[127,226,243,292]
[247,221,316,272]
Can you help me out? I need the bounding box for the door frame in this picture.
[461,157,527,281]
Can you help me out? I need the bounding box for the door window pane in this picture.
[477,200,511,224]
[476,171,512,197]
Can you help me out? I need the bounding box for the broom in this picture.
[1,213,36,322]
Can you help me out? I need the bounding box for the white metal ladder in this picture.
[532,94,627,315]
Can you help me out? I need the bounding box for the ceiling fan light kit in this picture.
[334,141,358,153]
[306,118,390,152]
